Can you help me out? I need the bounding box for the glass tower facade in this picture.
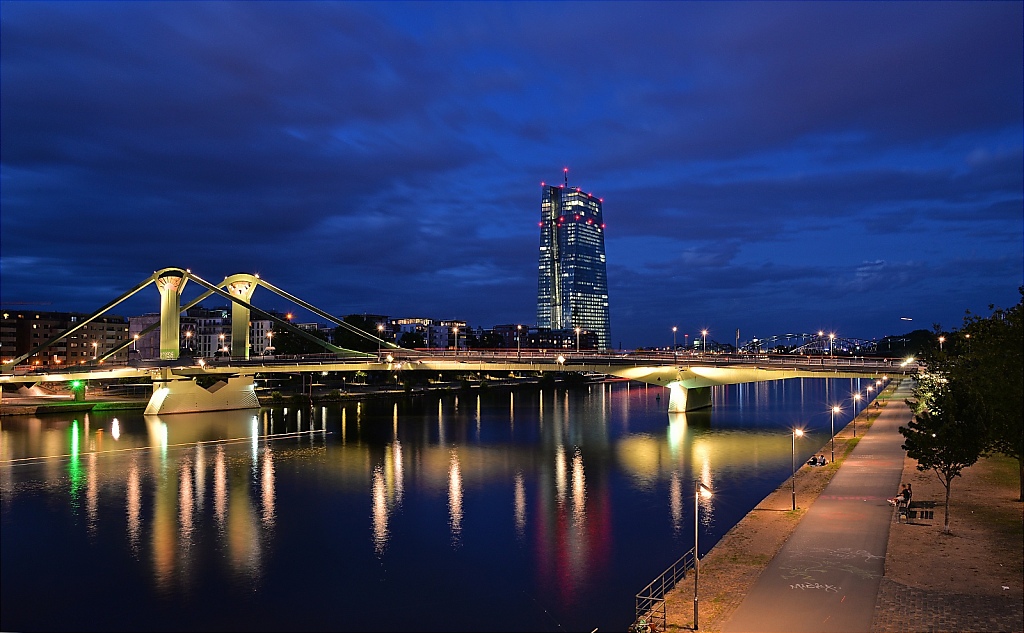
[536,182,611,350]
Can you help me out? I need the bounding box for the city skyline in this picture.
[1,2,1021,349]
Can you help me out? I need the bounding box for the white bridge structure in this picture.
[1,267,917,415]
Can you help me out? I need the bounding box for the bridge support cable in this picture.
[97,287,218,364]
[253,277,399,353]
[2,271,162,370]
[182,271,370,358]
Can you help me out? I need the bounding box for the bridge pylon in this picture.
[223,274,258,360]
[155,269,188,360]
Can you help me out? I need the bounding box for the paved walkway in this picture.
[720,382,914,633]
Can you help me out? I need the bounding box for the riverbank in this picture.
[660,381,1023,632]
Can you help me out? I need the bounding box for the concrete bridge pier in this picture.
[145,371,260,415]
[667,383,712,412]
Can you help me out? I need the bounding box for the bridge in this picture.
[1,267,918,415]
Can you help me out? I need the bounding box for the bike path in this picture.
[721,381,914,633]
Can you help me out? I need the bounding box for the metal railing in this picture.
[634,547,695,633]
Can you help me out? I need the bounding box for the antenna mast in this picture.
[564,167,568,188]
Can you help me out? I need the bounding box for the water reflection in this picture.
[448,449,463,547]
[0,378,877,632]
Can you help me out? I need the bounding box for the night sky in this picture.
[2,2,1021,350]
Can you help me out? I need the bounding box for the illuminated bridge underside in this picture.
[1,358,893,415]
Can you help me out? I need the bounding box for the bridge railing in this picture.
[634,547,695,633]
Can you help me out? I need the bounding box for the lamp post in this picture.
[791,428,803,511]
[701,329,708,357]
[575,327,581,353]
[453,326,459,356]
[853,393,861,437]
[377,324,384,358]
[694,480,713,629]
[92,342,98,360]
[185,330,193,353]
[672,326,677,361]
[830,406,840,463]
[266,331,273,355]
[938,335,945,352]
[829,332,835,357]
[219,333,225,355]
[133,334,139,353]
[517,324,522,360]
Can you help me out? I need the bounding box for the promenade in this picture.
[663,380,1024,633]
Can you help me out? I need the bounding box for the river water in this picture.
[0,377,878,632]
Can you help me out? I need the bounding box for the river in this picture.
[0,377,878,632]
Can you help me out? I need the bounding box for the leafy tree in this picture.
[398,331,425,348]
[901,369,988,533]
[331,315,386,354]
[270,327,331,355]
[956,287,1024,500]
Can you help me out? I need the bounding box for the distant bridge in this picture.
[1,267,917,415]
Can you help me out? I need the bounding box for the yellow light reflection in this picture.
[127,456,141,553]
[261,447,275,527]
[372,466,389,555]
[448,450,463,547]
[670,471,683,534]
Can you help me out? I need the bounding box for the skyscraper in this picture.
[536,173,611,350]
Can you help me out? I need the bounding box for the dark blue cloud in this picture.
[2,1,1021,348]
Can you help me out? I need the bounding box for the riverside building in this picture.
[536,172,611,350]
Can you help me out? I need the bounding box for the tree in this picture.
[331,315,385,354]
[271,327,331,355]
[398,331,425,348]
[956,287,1024,500]
[901,371,988,533]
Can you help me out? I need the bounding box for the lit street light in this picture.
[694,480,713,629]
[453,326,459,356]
[672,326,677,362]
[266,331,273,354]
[575,327,581,353]
[517,324,522,360]
[938,335,945,352]
[377,324,384,358]
[853,393,861,437]
[92,341,97,360]
[830,405,840,463]
[829,332,835,357]
[132,334,139,353]
[701,329,708,357]
[791,428,804,511]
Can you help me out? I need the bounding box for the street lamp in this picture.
[452,326,459,356]
[701,329,708,357]
[853,393,861,437]
[92,342,98,360]
[830,406,840,463]
[938,335,945,352]
[672,326,677,361]
[377,324,384,358]
[185,330,193,353]
[133,334,139,353]
[694,480,713,629]
[829,333,835,357]
[575,327,581,353]
[791,428,804,511]
[517,324,522,360]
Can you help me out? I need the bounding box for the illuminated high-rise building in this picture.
[536,172,611,350]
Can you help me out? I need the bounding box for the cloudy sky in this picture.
[2,1,1021,350]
